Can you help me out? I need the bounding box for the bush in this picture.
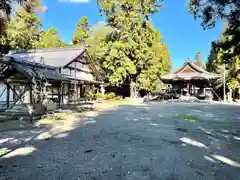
[114,96,121,100]
[95,92,121,100]
[104,92,116,100]
[96,92,104,100]
[86,91,96,100]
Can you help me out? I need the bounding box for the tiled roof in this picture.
[1,56,67,81]
[161,60,220,82]
[7,46,85,67]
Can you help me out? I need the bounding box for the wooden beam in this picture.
[0,64,8,74]
[6,84,10,108]
[9,85,21,100]
[63,50,85,68]
[9,86,29,110]
[65,66,92,74]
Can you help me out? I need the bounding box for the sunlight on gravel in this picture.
[2,146,37,159]
[212,154,240,168]
[0,147,11,156]
[180,137,208,149]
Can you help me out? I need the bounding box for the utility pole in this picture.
[223,62,226,103]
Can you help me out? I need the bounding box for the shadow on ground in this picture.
[0,102,240,180]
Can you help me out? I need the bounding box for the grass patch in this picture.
[174,114,200,122]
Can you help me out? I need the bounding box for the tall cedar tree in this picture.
[94,0,171,92]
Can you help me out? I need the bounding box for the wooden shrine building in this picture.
[0,47,103,117]
[160,59,219,99]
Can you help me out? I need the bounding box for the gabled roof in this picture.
[174,59,209,74]
[7,46,85,67]
[5,46,101,81]
[1,56,67,82]
[161,60,219,82]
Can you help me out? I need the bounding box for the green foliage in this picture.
[114,96,121,100]
[95,92,104,99]
[0,0,40,16]
[91,0,170,92]
[227,78,239,90]
[1,11,65,51]
[87,24,113,63]
[87,24,114,78]
[86,90,96,100]
[188,0,240,61]
[153,80,169,91]
[174,114,200,122]
[95,92,118,100]
[104,92,116,100]
[37,27,64,48]
[72,16,90,45]
[0,12,42,50]
[97,0,164,18]
[206,28,240,98]
[0,0,45,37]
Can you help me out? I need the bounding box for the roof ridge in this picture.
[174,59,209,74]
[9,46,85,54]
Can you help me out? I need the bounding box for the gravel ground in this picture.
[0,102,240,180]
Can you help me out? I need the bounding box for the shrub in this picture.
[96,92,104,100]
[95,92,121,100]
[104,92,116,100]
[114,96,121,100]
[86,91,96,100]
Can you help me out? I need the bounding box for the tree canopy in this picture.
[37,27,64,48]
[1,0,171,95]
[206,28,239,98]
[0,0,46,35]
[0,0,44,16]
[72,16,90,45]
[0,12,42,50]
[89,0,170,93]
[188,0,240,62]
[1,11,64,51]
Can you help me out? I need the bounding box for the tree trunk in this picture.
[130,78,134,98]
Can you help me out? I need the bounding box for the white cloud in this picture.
[58,0,89,3]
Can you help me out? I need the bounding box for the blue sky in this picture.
[41,0,223,69]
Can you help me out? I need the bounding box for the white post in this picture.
[223,62,226,103]
[100,84,105,95]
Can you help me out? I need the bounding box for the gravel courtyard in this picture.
[0,102,240,180]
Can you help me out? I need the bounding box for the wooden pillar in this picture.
[61,83,64,104]
[77,84,79,99]
[12,85,16,101]
[29,84,33,105]
[67,83,70,103]
[193,86,196,96]
[79,84,82,98]
[74,61,77,104]
[58,85,61,107]
[6,83,10,108]
[186,83,189,96]
[80,84,83,97]
[29,84,33,123]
